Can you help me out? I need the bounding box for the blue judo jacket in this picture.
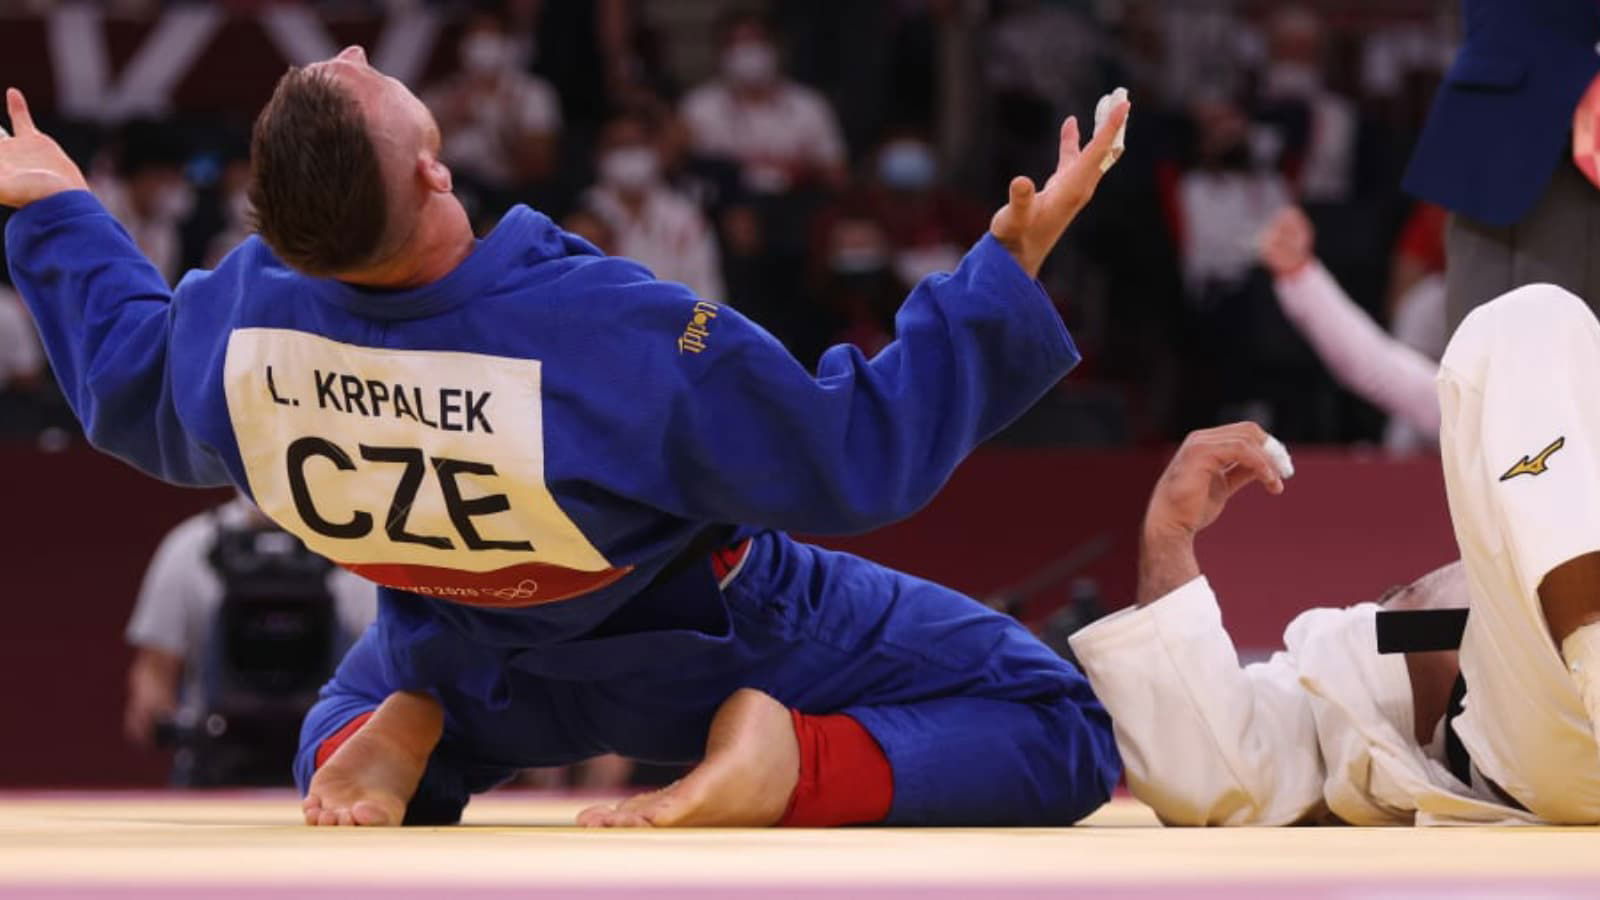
[5,192,1078,686]
[1403,0,1600,226]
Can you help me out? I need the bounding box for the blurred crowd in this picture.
[0,0,1461,447]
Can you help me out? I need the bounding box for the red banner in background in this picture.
[0,443,1455,786]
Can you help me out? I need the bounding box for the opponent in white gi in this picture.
[1070,283,1600,826]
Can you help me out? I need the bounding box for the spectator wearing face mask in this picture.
[90,121,194,286]
[816,212,903,360]
[680,11,848,196]
[582,110,726,303]
[423,10,562,194]
[1173,92,1290,299]
[859,133,988,287]
[1169,90,1332,438]
[1253,5,1358,206]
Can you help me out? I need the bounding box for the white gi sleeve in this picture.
[1068,577,1327,826]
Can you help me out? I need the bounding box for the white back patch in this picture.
[223,329,617,604]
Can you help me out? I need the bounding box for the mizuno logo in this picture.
[1500,436,1566,482]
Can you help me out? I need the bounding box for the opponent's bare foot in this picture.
[577,688,799,827]
[303,691,443,827]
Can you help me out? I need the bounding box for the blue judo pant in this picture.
[295,532,1121,826]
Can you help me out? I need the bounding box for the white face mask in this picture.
[878,140,938,190]
[599,146,659,190]
[462,32,513,75]
[723,42,778,86]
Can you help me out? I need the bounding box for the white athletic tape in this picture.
[1262,434,1294,480]
[1093,86,1129,173]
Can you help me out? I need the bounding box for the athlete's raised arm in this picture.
[575,100,1131,534]
[2,88,228,485]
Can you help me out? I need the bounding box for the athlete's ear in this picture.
[418,153,452,194]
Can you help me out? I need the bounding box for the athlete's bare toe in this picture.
[302,691,442,828]
[574,688,798,828]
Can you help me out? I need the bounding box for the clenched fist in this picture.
[1257,206,1315,279]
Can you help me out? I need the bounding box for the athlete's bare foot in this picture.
[302,691,444,827]
[577,688,800,827]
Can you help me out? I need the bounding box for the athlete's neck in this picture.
[336,195,475,291]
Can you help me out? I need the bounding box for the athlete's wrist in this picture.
[1269,255,1317,282]
[1136,523,1200,607]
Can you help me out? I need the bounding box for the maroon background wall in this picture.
[0,16,450,120]
[0,443,1457,787]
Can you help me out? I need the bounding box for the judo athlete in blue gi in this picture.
[0,49,1129,828]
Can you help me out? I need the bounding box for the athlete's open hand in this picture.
[990,98,1130,278]
[0,88,89,209]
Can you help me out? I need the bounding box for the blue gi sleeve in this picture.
[3,190,228,486]
[588,233,1079,534]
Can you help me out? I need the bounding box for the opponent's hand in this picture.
[990,99,1130,279]
[1258,206,1315,279]
[0,88,89,209]
[1145,422,1285,542]
[1136,422,1285,606]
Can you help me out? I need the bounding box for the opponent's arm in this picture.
[1258,207,1441,437]
[1,89,226,485]
[1071,424,1326,826]
[595,102,1130,534]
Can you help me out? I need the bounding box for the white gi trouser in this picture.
[1438,284,1600,823]
[1071,283,1600,826]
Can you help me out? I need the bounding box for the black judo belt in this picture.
[1374,608,1474,786]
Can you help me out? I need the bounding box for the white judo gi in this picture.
[1070,284,1600,826]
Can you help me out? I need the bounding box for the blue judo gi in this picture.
[5,191,1120,825]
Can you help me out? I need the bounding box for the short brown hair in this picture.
[249,68,389,276]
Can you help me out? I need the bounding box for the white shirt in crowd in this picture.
[91,176,185,286]
[126,497,378,719]
[0,286,43,391]
[423,71,562,189]
[584,184,726,304]
[680,79,846,194]
[1179,170,1290,293]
